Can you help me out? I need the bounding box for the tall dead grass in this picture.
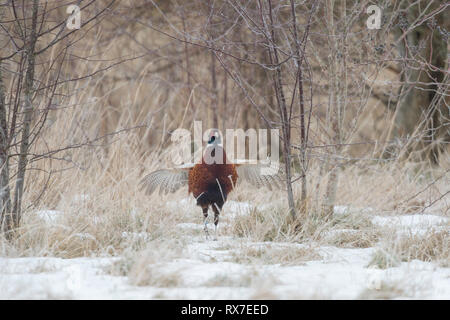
[369,228,450,269]
[0,4,448,260]
[2,125,448,258]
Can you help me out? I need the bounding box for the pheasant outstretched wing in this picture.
[140,165,192,196]
[235,160,284,190]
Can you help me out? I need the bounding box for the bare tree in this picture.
[84,0,449,229]
[385,0,449,163]
[0,0,118,234]
[12,0,39,227]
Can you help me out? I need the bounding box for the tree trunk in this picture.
[290,0,316,215]
[387,1,449,163]
[210,50,218,129]
[12,0,39,229]
[268,3,297,220]
[0,59,11,231]
[322,0,344,219]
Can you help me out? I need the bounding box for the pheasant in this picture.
[140,129,283,239]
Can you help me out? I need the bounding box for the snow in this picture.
[333,205,374,215]
[121,232,150,241]
[222,200,253,218]
[372,214,447,228]
[36,210,64,223]
[372,214,448,235]
[1,242,448,299]
[1,202,449,299]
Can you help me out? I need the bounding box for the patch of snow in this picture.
[177,223,204,231]
[166,197,197,212]
[372,214,447,228]
[72,194,90,203]
[1,240,449,299]
[36,210,64,223]
[222,201,253,218]
[121,232,149,241]
[71,233,97,241]
[372,214,448,236]
[334,205,374,215]
[2,207,449,299]
[334,205,350,215]
[0,257,119,299]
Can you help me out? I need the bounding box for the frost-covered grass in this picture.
[0,145,449,299]
[0,197,449,299]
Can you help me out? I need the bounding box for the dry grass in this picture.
[230,243,320,266]
[201,269,277,288]
[331,162,450,215]
[0,147,193,258]
[231,205,295,242]
[1,136,447,268]
[396,230,449,266]
[324,229,382,248]
[368,227,449,269]
[126,239,187,287]
[230,196,387,250]
[0,0,447,262]
[0,2,448,301]
[2,152,447,262]
[318,209,383,248]
[367,249,401,269]
[0,4,448,295]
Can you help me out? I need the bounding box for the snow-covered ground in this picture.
[0,201,448,299]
